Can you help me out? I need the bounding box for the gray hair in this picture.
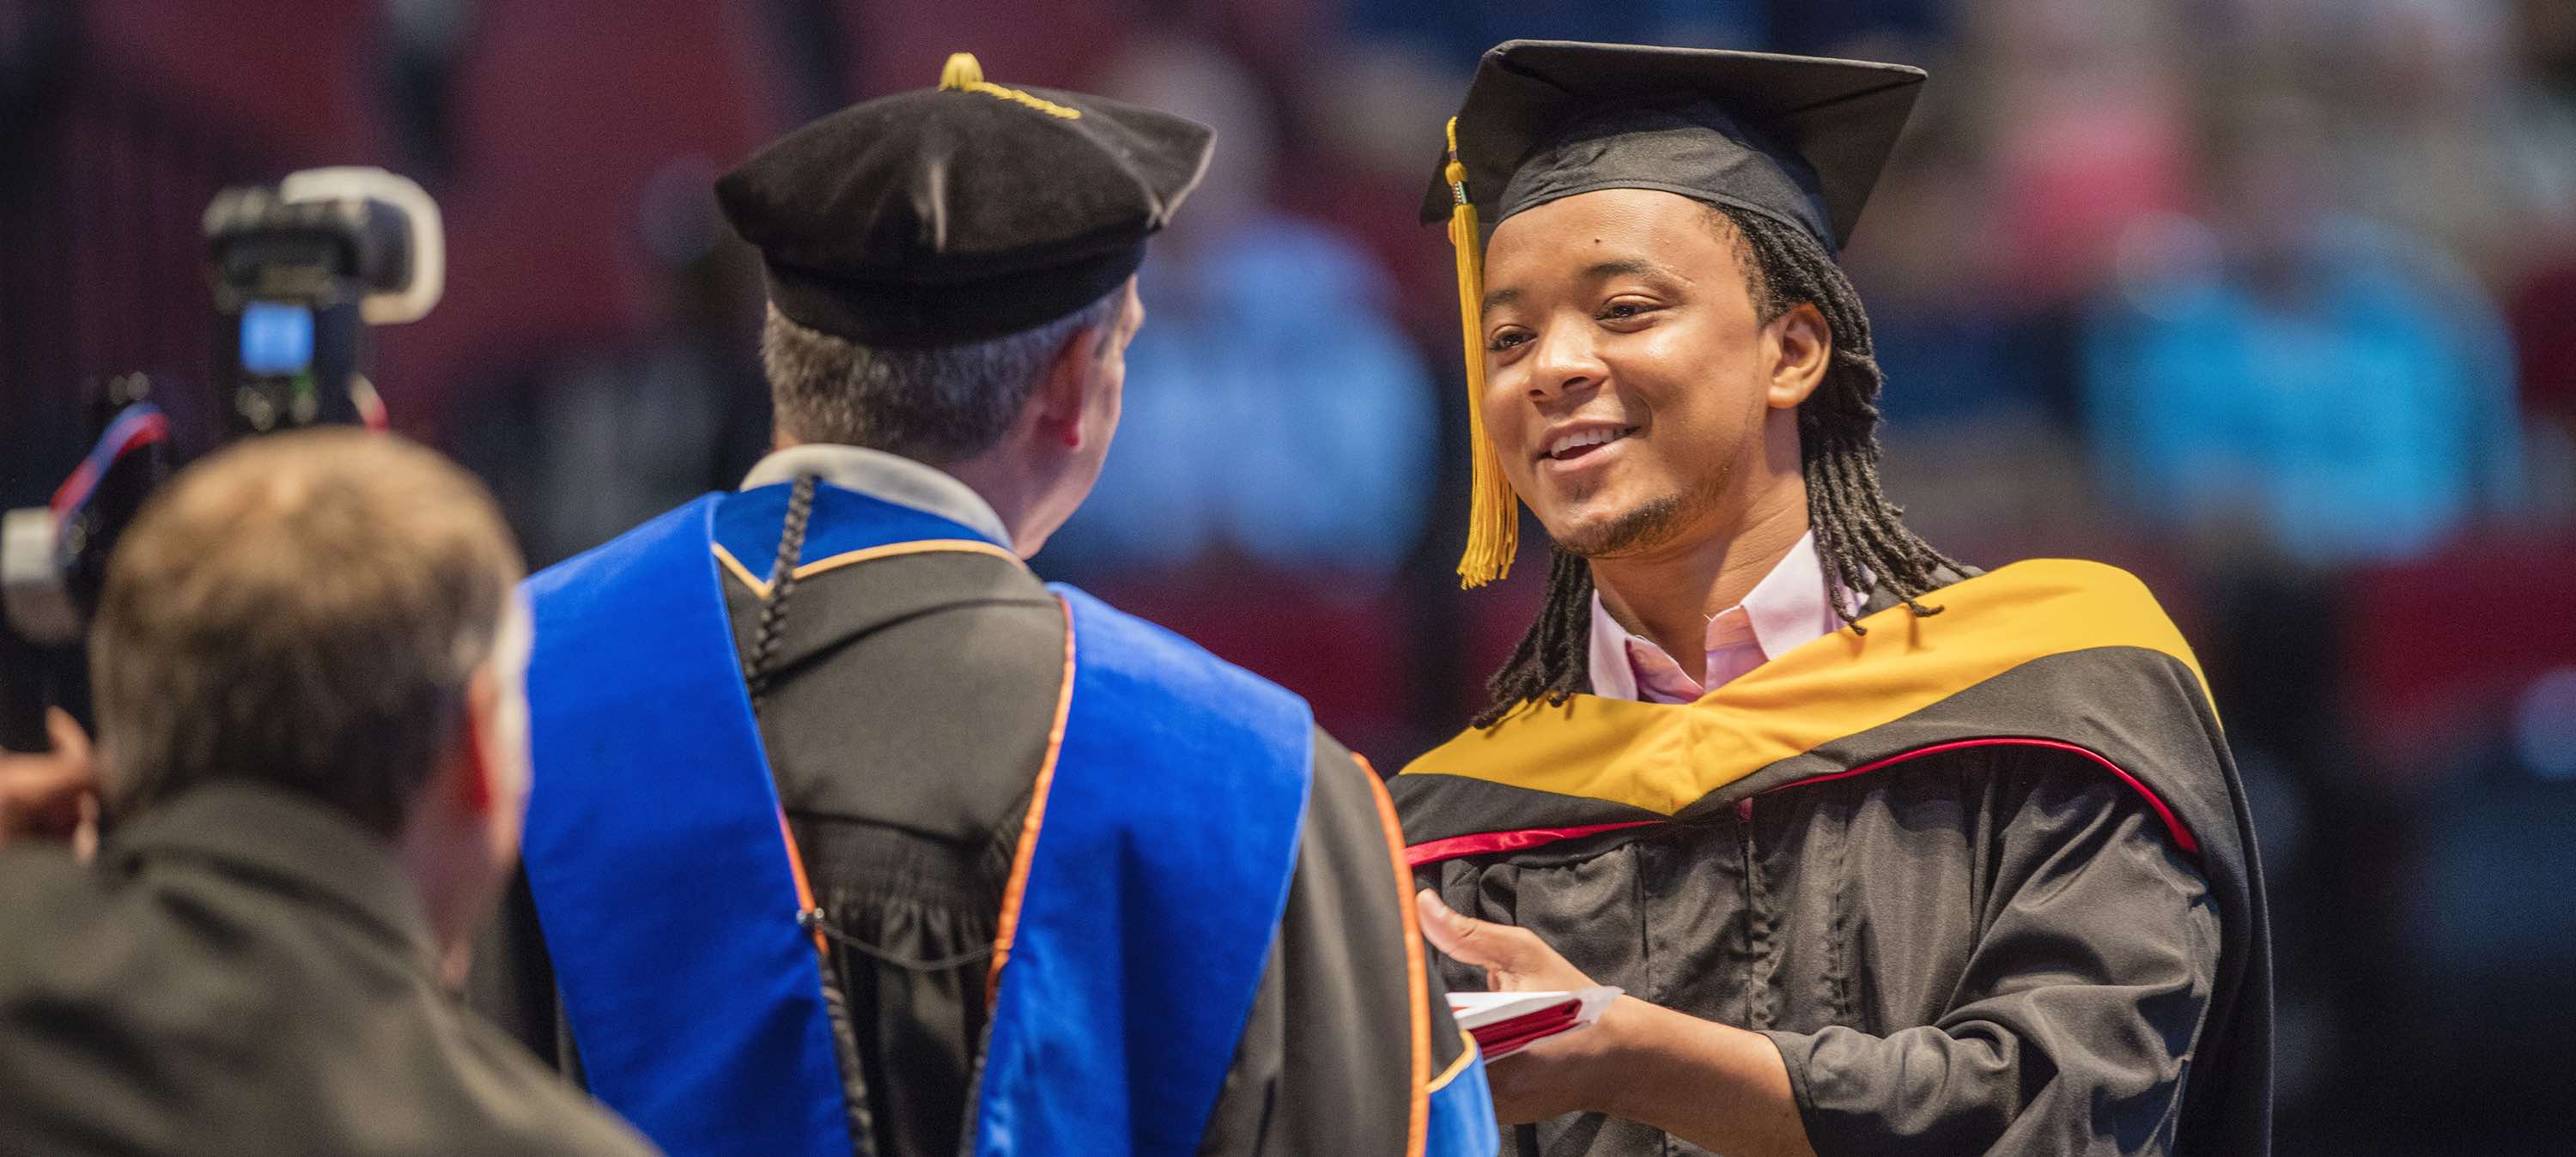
[760,290,1121,462]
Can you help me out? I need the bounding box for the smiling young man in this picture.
[1388,42,2273,1156]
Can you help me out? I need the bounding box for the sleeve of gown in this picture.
[1758,760,2222,1156]
[1199,730,1476,1156]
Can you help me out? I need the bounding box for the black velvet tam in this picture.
[718,56,1213,347]
[1420,40,1926,254]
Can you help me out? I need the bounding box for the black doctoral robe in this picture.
[473,539,1471,1155]
[1395,561,2270,1156]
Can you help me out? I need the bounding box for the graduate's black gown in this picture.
[1426,748,2224,1156]
[472,545,1468,1155]
[1405,569,2270,1157]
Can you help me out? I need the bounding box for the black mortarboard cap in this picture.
[718,53,1214,347]
[1419,40,1926,254]
[1426,42,1926,588]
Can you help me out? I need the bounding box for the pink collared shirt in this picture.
[1587,530,1853,704]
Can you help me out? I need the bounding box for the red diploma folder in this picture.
[1447,987,1620,1060]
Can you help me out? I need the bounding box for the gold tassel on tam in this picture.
[1445,117,1519,587]
[939,51,1082,119]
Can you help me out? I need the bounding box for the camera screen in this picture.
[239,300,315,375]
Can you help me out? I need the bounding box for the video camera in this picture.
[0,167,445,753]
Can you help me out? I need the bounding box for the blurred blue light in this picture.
[240,301,314,375]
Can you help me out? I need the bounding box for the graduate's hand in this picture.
[1418,889,1616,1121]
[1417,888,1814,1152]
[1416,888,1595,993]
[0,709,100,857]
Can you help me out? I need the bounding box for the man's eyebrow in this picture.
[1584,257,1674,281]
[1480,258,1683,316]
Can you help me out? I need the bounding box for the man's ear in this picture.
[446,669,503,819]
[1029,323,1108,451]
[1765,302,1832,410]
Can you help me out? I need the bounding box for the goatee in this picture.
[1558,495,1687,559]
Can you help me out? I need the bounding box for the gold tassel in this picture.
[1445,118,1518,587]
[937,51,1082,118]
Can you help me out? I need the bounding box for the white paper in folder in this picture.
[1447,987,1621,1060]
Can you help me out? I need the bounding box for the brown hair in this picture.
[88,429,526,835]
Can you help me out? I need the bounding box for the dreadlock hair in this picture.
[1473,203,1965,729]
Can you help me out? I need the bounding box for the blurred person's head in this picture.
[1833,104,1997,309]
[635,154,765,337]
[762,276,1145,556]
[2204,90,2337,282]
[1097,34,1276,243]
[2350,0,2511,113]
[2524,0,2576,91]
[88,430,532,954]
